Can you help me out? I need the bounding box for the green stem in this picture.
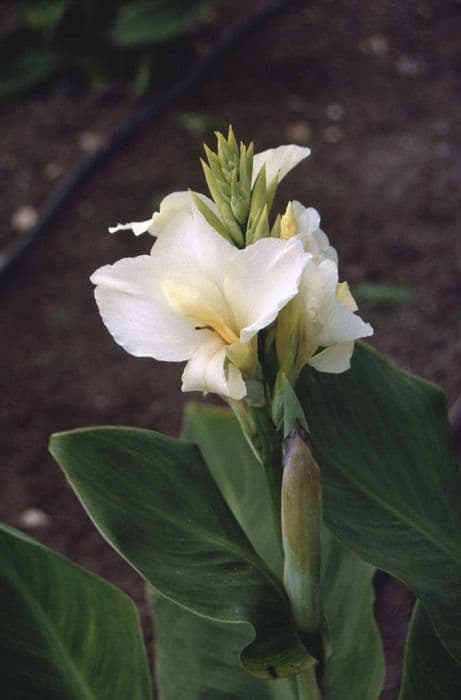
[296,667,322,700]
[251,404,283,548]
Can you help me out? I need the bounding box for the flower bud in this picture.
[282,423,322,637]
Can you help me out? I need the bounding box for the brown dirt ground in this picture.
[1,1,461,697]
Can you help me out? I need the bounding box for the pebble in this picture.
[18,507,51,530]
[323,125,343,144]
[325,103,345,122]
[78,131,106,153]
[285,120,312,144]
[11,205,38,233]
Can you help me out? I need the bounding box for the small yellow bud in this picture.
[280,201,298,240]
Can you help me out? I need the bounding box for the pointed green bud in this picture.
[249,164,267,224]
[251,205,270,242]
[227,124,238,154]
[266,175,279,214]
[190,191,230,241]
[203,146,231,197]
[201,159,228,209]
[282,423,322,637]
[246,141,254,188]
[201,160,244,246]
[216,131,236,171]
[239,144,250,193]
[230,169,250,225]
[271,213,282,238]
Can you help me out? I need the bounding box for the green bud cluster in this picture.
[198,126,280,247]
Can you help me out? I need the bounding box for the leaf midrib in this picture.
[8,563,97,700]
[325,452,461,567]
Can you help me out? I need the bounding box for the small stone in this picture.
[325,103,345,122]
[362,34,389,57]
[285,120,312,144]
[395,56,426,77]
[11,205,38,233]
[78,131,106,153]
[323,126,343,144]
[18,507,51,530]
[45,161,64,181]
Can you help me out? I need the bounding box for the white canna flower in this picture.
[92,209,306,400]
[280,201,338,265]
[276,257,373,375]
[108,145,310,239]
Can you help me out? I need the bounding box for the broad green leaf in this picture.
[109,0,209,47]
[399,602,461,699]
[322,529,384,699]
[185,404,384,699]
[0,523,151,700]
[297,342,461,665]
[0,32,59,99]
[50,427,312,679]
[152,591,298,700]
[184,403,283,576]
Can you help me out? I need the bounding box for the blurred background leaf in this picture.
[1,0,213,98]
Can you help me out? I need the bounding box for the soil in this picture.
[1,1,461,698]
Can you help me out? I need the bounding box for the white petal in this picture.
[292,201,320,235]
[152,205,235,289]
[108,219,154,236]
[149,191,218,239]
[223,237,306,343]
[308,342,354,373]
[252,145,311,187]
[91,256,200,361]
[181,334,246,399]
[317,298,373,346]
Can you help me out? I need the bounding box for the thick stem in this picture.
[296,667,322,700]
[251,404,283,548]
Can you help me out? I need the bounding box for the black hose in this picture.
[0,0,299,280]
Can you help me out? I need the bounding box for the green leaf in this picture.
[17,0,71,31]
[184,403,283,576]
[296,342,461,665]
[0,32,60,99]
[185,404,384,699]
[354,282,414,306]
[109,0,209,48]
[322,530,384,699]
[50,427,312,680]
[151,591,298,700]
[399,602,461,699]
[0,523,151,700]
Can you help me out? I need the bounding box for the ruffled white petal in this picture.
[308,341,354,373]
[223,237,307,343]
[291,201,338,264]
[252,145,311,187]
[108,219,154,236]
[91,256,201,361]
[181,334,246,399]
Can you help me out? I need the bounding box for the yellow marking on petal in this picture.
[280,201,298,240]
[336,281,358,311]
[161,279,239,345]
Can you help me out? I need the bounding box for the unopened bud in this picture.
[282,423,322,636]
[280,201,298,240]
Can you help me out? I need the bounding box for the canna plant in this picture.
[2,127,461,699]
